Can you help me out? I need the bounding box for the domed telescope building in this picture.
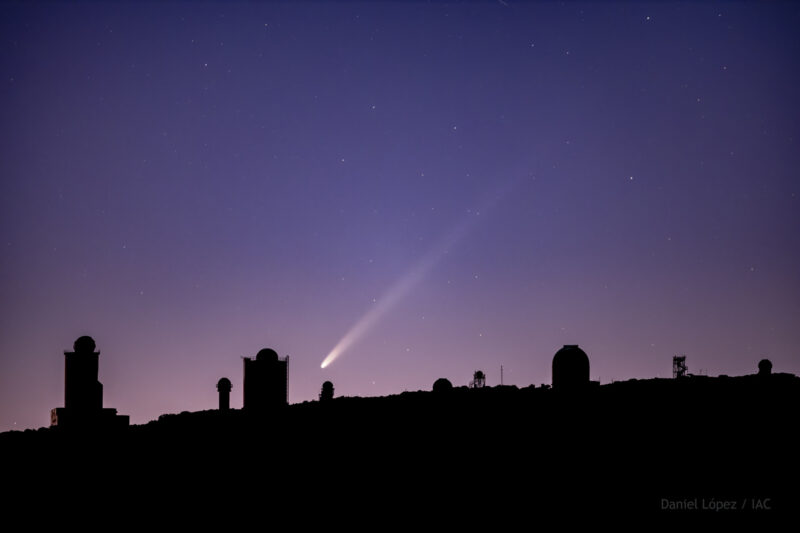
[552,344,590,391]
[50,336,129,429]
[243,348,289,411]
[217,377,232,411]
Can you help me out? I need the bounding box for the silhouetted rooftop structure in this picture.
[319,381,334,402]
[217,377,232,411]
[758,359,772,376]
[470,370,486,389]
[243,348,288,411]
[433,378,453,393]
[256,348,279,362]
[73,335,96,354]
[552,345,590,391]
[50,336,129,429]
[673,355,688,378]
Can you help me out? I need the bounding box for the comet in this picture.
[320,237,443,369]
[320,182,514,369]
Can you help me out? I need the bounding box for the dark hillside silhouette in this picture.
[1,338,797,522]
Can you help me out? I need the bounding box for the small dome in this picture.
[73,336,97,354]
[758,359,772,376]
[256,348,279,362]
[217,377,232,392]
[433,378,453,393]
[552,345,590,390]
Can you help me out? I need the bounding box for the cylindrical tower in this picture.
[320,380,334,402]
[65,335,103,411]
[217,377,232,411]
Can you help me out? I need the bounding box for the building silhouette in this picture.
[758,359,772,376]
[50,336,129,429]
[217,377,232,411]
[243,348,288,411]
[673,355,688,378]
[470,370,486,389]
[432,378,453,393]
[319,381,334,402]
[552,345,590,391]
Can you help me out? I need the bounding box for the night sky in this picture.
[2,1,798,433]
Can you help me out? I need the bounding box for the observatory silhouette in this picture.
[243,348,288,411]
[552,345,590,391]
[470,370,486,389]
[217,377,232,411]
[319,381,334,402]
[432,378,453,393]
[50,336,129,429]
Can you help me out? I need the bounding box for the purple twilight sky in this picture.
[1,1,798,432]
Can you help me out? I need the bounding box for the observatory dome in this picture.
[217,377,232,392]
[256,348,279,362]
[73,336,97,354]
[552,345,590,390]
[432,378,453,393]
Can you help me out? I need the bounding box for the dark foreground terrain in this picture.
[3,373,797,523]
